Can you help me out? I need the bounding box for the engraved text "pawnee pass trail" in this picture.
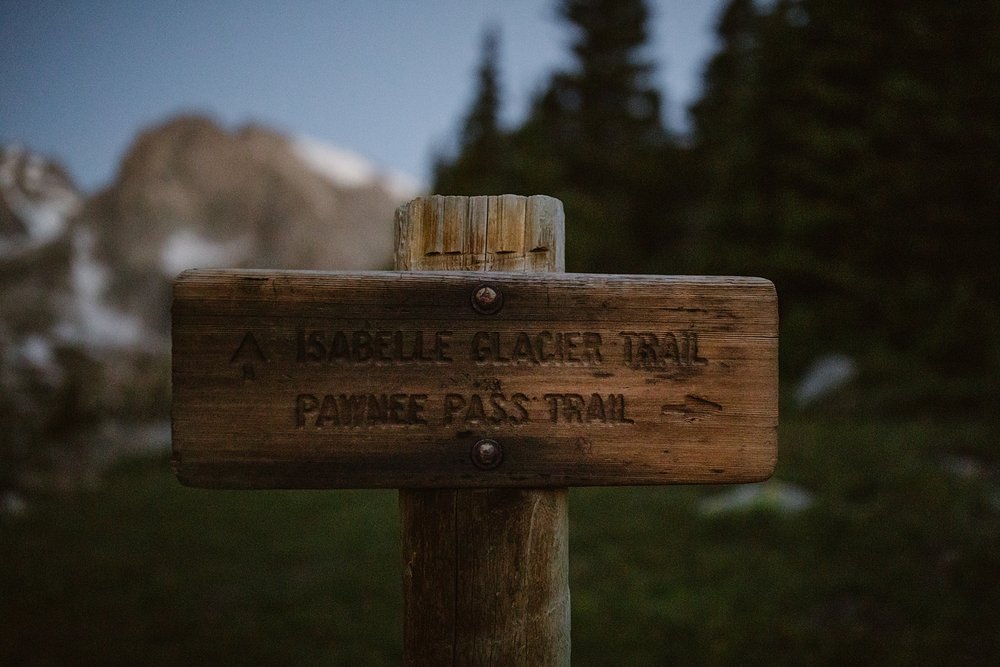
[171,270,777,489]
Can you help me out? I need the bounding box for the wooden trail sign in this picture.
[171,193,778,665]
[172,270,777,488]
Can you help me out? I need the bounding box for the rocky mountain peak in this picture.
[0,145,83,254]
[82,114,419,329]
[2,118,422,493]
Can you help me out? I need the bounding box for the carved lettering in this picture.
[465,393,488,423]
[511,332,535,363]
[443,393,467,425]
[619,331,708,369]
[509,393,531,424]
[472,331,603,365]
[295,393,429,427]
[340,394,366,425]
[353,332,373,362]
[543,393,632,424]
[365,394,386,423]
[330,331,350,361]
[443,392,533,425]
[585,392,606,422]
[583,332,603,362]
[408,394,429,425]
[317,394,339,426]
[565,393,584,422]
[296,393,319,427]
[297,330,324,362]
[231,331,268,381]
[296,329,453,364]
[565,333,580,363]
[538,331,554,361]
[296,330,616,366]
[298,390,633,428]
[373,331,392,361]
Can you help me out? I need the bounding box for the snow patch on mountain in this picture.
[56,228,143,348]
[17,335,63,386]
[383,168,424,201]
[160,228,254,276]
[0,145,82,254]
[292,137,378,188]
[291,136,423,200]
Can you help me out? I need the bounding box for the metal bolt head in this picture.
[472,284,503,314]
[472,438,503,470]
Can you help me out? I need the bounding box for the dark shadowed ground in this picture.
[3,414,997,665]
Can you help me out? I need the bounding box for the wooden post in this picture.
[172,192,777,661]
[395,195,571,665]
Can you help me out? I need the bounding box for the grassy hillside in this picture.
[2,416,997,664]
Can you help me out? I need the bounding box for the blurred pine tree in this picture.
[688,0,1000,407]
[435,0,1000,410]
[433,26,514,195]
[435,0,686,273]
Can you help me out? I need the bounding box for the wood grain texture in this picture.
[394,194,564,273]
[170,269,777,488]
[169,194,779,665]
[400,487,570,666]
[397,195,569,667]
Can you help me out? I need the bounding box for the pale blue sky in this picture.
[1,0,725,192]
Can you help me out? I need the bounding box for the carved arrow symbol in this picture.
[661,394,723,420]
[230,331,268,380]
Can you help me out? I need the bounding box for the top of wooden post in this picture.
[394,194,565,273]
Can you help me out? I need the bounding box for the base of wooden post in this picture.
[400,488,570,666]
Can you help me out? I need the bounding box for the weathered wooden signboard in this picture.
[172,269,777,488]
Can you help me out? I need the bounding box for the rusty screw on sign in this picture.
[472,284,503,315]
[472,438,503,470]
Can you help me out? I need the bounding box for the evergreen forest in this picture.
[3,1,998,663]
[435,0,1000,411]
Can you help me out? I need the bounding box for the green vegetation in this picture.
[571,416,1000,664]
[4,0,997,662]
[436,0,1000,406]
[3,414,997,663]
[1,459,402,665]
